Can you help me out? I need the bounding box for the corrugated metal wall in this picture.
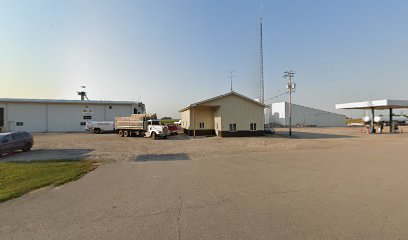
[181,94,265,132]
[211,95,264,131]
[1,102,135,132]
[268,102,346,127]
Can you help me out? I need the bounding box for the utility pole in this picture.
[227,70,235,92]
[283,70,295,136]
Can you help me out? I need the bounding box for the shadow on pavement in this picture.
[0,149,95,162]
[274,131,354,139]
[135,153,190,162]
[166,134,193,141]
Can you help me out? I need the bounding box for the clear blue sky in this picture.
[1,0,408,118]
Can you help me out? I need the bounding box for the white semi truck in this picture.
[115,114,168,140]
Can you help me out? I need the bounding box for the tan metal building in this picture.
[179,91,268,137]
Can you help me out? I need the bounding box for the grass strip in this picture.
[0,160,98,202]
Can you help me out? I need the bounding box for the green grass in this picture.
[346,118,363,124]
[160,119,180,124]
[0,160,97,202]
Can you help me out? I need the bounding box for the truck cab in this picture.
[146,120,168,139]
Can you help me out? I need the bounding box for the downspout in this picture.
[193,107,196,139]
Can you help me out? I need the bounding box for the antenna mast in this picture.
[259,16,264,104]
[227,70,235,92]
[77,86,89,101]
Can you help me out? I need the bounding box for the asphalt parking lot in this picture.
[1,127,408,239]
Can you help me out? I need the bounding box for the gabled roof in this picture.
[179,91,268,112]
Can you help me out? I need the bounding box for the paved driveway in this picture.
[1,129,408,239]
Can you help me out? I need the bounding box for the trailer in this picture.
[115,114,168,139]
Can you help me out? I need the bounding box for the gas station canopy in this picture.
[336,99,408,110]
[336,99,408,133]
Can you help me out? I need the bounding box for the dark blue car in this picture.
[0,131,33,156]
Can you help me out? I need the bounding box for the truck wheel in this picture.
[151,132,157,140]
[94,128,101,134]
[118,130,124,137]
[124,130,129,137]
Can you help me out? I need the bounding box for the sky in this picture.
[1,0,408,118]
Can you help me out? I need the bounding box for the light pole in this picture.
[283,71,295,136]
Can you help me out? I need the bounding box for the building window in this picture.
[83,116,92,120]
[16,122,24,126]
[229,123,237,132]
[80,122,86,126]
[199,122,205,128]
[250,123,257,131]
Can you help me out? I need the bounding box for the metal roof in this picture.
[336,99,408,110]
[179,91,269,112]
[0,98,140,105]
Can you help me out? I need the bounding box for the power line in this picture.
[264,92,287,102]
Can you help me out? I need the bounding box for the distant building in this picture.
[0,98,145,132]
[266,102,346,127]
[179,91,268,137]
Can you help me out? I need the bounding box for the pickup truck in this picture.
[85,121,114,134]
[166,124,178,135]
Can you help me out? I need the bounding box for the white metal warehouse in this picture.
[180,91,268,137]
[0,98,145,132]
[266,102,346,127]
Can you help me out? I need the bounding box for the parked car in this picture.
[0,131,33,156]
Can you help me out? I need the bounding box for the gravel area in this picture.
[1,126,407,162]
